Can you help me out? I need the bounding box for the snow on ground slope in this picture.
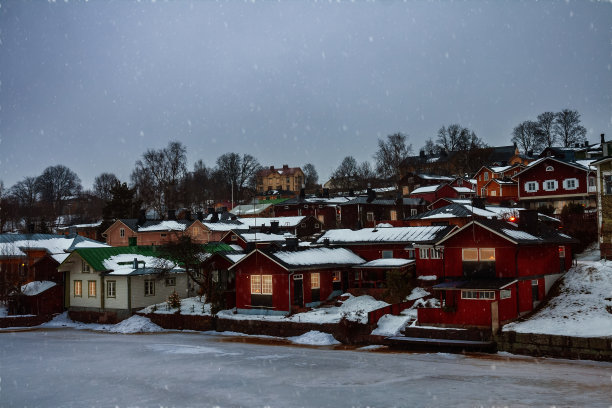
[40,312,163,333]
[140,296,211,315]
[371,288,436,336]
[504,258,612,337]
[288,330,340,345]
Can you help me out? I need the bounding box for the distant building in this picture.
[257,165,304,194]
[591,151,612,259]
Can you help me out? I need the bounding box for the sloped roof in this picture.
[0,233,107,259]
[357,258,415,268]
[257,166,303,177]
[238,216,306,228]
[231,203,274,216]
[411,184,443,194]
[339,197,397,206]
[262,247,366,270]
[516,156,591,178]
[316,226,454,245]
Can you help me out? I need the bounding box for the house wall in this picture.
[410,185,459,204]
[596,160,612,258]
[484,182,518,203]
[340,244,414,262]
[234,255,290,312]
[130,273,189,309]
[65,257,102,309]
[105,222,137,247]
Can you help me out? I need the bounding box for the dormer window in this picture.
[546,166,554,172]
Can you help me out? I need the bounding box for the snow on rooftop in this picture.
[238,217,305,228]
[453,187,474,193]
[411,185,441,194]
[490,166,512,173]
[57,221,103,230]
[501,228,541,241]
[203,222,247,231]
[359,259,414,268]
[21,280,57,296]
[239,232,289,242]
[138,221,187,232]
[0,236,106,257]
[318,226,449,244]
[225,253,246,264]
[273,247,365,267]
[103,254,178,275]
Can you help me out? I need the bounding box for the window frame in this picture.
[525,181,539,193]
[479,291,495,300]
[563,178,579,190]
[430,248,442,259]
[382,250,393,259]
[543,179,558,192]
[250,275,262,294]
[120,228,125,238]
[332,271,341,282]
[419,248,429,259]
[144,279,155,296]
[74,280,82,297]
[366,212,375,222]
[461,290,478,300]
[479,248,496,261]
[500,290,512,299]
[310,273,320,289]
[462,248,479,261]
[88,280,97,298]
[261,275,273,295]
[81,260,91,273]
[165,277,176,286]
[106,280,116,298]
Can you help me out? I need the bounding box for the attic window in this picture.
[546,166,554,172]
[120,228,125,238]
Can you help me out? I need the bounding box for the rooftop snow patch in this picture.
[272,247,365,267]
[317,226,452,244]
[238,217,305,228]
[411,185,441,194]
[138,221,187,232]
[103,254,178,275]
[359,259,414,268]
[21,281,57,296]
[501,228,541,241]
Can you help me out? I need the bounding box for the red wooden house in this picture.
[230,247,365,315]
[316,225,454,278]
[237,216,323,238]
[474,164,524,198]
[273,196,353,230]
[417,213,577,329]
[220,230,289,251]
[514,157,596,213]
[409,184,459,204]
[481,179,518,204]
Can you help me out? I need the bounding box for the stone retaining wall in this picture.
[0,314,53,328]
[497,331,612,361]
[140,313,215,332]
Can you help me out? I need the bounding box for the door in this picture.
[491,301,499,333]
[293,276,303,306]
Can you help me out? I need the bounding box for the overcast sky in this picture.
[1,0,610,190]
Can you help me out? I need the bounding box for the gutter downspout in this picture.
[288,271,294,315]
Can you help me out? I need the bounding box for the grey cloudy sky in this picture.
[1,0,610,190]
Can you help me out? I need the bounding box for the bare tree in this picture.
[436,125,471,152]
[302,163,319,190]
[93,173,120,201]
[374,133,413,185]
[182,160,212,210]
[536,112,557,149]
[423,138,440,156]
[331,156,359,192]
[512,121,543,154]
[35,165,82,219]
[554,109,587,147]
[215,153,261,201]
[131,141,187,217]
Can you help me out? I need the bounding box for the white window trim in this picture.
[563,178,579,190]
[461,290,478,300]
[106,280,116,298]
[546,166,554,172]
[479,248,496,261]
[430,248,443,259]
[500,290,511,300]
[462,248,479,261]
[419,248,429,259]
[120,228,125,238]
[261,275,273,295]
[525,181,539,193]
[543,179,558,192]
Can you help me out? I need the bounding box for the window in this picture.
[88,281,96,297]
[543,180,558,191]
[251,275,261,294]
[144,279,155,296]
[304,204,308,209]
[211,271,219,283]
[490,190,497,196]
[251,275,272,295]
[120,228,125,237]
[461,290,478,299]
[588,177,595,187]
[479,248,495,261]
[81,260,90,273]
[419,248,429,259]
[165,277,176,286]
[484,172,489,181]
[563,178,578,190]
[354,271,360,281]
[406,248,415,259]
[462,248,479,261]
[546,166,554,172]
[525,181,538,192]
[366,212,374,222]
[559,246,566,258]
[74,280,82,297]
[231,235,237,241]
[332,271,341,282]
[410,209,417,216]
[500,290,512,299]
[284,205,289,209]
[315,223,320,228]
[604,175,612,195]
[480,291,495,300]
[430,248,443,259]
[311,273,320,289]
[481,187,485,196]
[107,281,116,298]
[382,250,393,259]
[261,275,272,294]
[300,223,306,228]
[390,210,397,221]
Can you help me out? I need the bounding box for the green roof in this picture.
[64,243,234,272]
[255,197,290,204]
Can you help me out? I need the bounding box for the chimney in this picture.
[270,220,279,234]
[419,149,425,158]
[138,209,147,226]
[323,238,330,247]
[269,165,274,171]
[285,236,298,251]
[283,164,289,170]
[601,133,605,145]
[518,209,539,233]
[168,209,176,220]
[132,258,138,270]
[211,211,219,222]
[527,150,533,157]
[366,188,376,203]
[299,188,305,199]
[197,211,204,221]
[207,207,215,216]
[603,134,609,157]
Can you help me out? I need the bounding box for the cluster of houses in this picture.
[2,136,611,333]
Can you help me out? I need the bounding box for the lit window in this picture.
[332,271,341,282]
[311,273,320,289]
[251,275,262,294]
[165,277,176,286]
[419,248,429,259]
[390,210,397,221]
[490,190,497,197]
[74,280,82,297]
[382,250,393,259]
[479,248,495,261]
[262,275,273,295]
[88,280,97,297]
[144,280,155,296]
[212,271,219,283]
[500,290,512,299]
[120,228,125,238]
[559,246,566,258]
[462,248,478,261]
[366,212,375,222]
[82,260,90,273]
[461,290,478,299]
[106,281,116,298]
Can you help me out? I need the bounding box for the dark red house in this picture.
[230,247,365,315]
[273,196,354,230]
[237,215,322,238]
[514,157,596,213]
[409,184,460,204]
[336,192,427,229]
[417,214,577,329]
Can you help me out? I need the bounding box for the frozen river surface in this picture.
[1,329,611,407]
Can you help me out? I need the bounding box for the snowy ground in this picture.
[1,329,610,407]
[504,257,612,337]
